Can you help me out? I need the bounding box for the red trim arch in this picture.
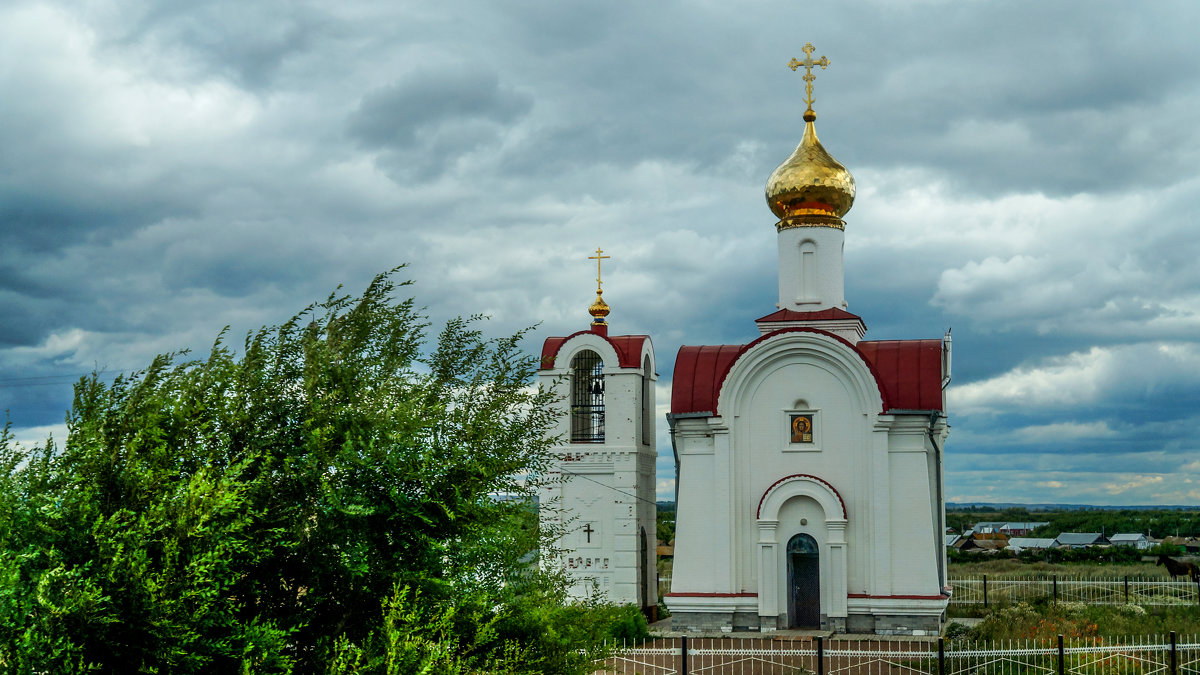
[757,473,847,520]
[540,330,650,370]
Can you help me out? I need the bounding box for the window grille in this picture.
[570,350,604,443]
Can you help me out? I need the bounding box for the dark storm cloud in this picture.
[349,68,532,150]
[2,0,1200,503]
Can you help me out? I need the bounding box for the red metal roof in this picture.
[670,344,743,415]
[756,307,863,323]
[671,329,944,416]
[539,330,650,370]
[857,339,944,412]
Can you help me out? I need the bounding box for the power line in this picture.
[558,468,659,507]
[0,371,130,389]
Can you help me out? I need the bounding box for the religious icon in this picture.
[790,414,814,443]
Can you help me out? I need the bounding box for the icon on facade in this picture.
[790,414,814,443]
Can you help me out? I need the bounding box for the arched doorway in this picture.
[787,533,820,628]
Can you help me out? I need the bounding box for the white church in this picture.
[540,46,951,635]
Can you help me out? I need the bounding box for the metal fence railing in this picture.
[596,633,1200,675]
[950,575,1200,607]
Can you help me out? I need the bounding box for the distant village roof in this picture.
[1008,537,1058,550]
[945,534,961,547]
[1003,522,1050,531]
[1109,533,1148,543]
[1056,532,1109,546]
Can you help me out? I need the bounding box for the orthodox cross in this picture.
[787,42,830,115]
[583,523,595,543]
[588,248,610,292]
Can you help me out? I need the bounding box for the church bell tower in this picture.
[538,250,658,614]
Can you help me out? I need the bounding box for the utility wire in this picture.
[558,468,660,507]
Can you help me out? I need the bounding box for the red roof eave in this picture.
[539,330,650,370]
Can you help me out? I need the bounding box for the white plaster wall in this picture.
[669,418,730,594]
[737,358,865,594]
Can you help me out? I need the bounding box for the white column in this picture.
[827,519,848,618]
[757,520,780,625]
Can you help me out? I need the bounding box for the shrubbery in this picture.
[0,270,636,674]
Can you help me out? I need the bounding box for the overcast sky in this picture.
[3,0,1199,506]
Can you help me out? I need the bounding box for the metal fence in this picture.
[950,576,1200,607]
[657,576,1200,607]
[596,633,1200,675]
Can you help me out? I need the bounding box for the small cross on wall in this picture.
[583,523,595,543]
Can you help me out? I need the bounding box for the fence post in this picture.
[1053,575,1059,604]
[1170,631,1177,675]
[817,635,825,675]
[983,574,988,607]
[1124,575,1129,602]
[938,637,945,675]
[1057,634,1065,675]
[680,635,689,675]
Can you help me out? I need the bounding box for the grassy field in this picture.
[949,559,1172,578]
[949,601,1200,639]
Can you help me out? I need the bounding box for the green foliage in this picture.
[0,270,616,674]
[946,505,1200,540]
[655,505,675,544]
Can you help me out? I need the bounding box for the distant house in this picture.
[1000,522,1050,536]
[1055,532,1110,549]
[973,521,1008,534]
[946,534,961,548]
[1007,537,1058,552]
[954,531,1008,553]
[1108,533,1150,550]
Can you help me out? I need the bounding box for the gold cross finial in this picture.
[587,247,610,292]
[788,42,830,118]
[586,248,612,326]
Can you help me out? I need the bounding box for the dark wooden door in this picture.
[787,533,820,628]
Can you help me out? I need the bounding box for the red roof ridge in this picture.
[540,330,650,370]
[756,307,863,323]
[672,327,893,415]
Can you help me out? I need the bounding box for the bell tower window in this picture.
[570,350,605,443]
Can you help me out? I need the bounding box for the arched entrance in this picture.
[787,533,820,628]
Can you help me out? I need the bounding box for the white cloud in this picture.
[1105,475,1164,495]
[949,342,1200,415]
[1014,421,1117,443]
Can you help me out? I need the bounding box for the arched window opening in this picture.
[571,350,604,443]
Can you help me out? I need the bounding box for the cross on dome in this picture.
[788,43,830,121]
[586,248,611,327]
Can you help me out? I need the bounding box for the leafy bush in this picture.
[0,270,623,674]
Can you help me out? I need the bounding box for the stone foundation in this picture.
[671,611,737,633]
[846,612,942,636]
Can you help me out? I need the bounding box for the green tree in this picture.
[0,270,618,674]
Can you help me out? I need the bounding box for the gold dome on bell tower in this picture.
[765,44,856,230]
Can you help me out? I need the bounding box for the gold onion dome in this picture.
[765,111,856,225]
[589,291,610,321]
[766,44,855,227]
